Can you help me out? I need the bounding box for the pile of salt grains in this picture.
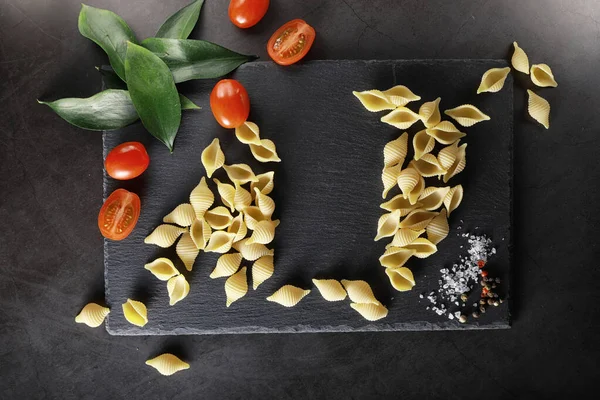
[420,232,496,319]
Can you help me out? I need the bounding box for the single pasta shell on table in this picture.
[511,42,530,74]
[176,232,199,272]
[233,238,274,261]
[380,107,422,130]
[225,266,248,307]
[444,185,464,216]
[443,143,467,183]
[204,231,236,253]
[163,203,196,227]
[410,155,447,178]
[374,209,401,241]
[427,209,449,245]
[250,139,281,163]
[402,237,438,258]
[233,183,252,212]
[252,255,274,290]
[144,225,186,248]
[381,85,421,107]
[386,228,425,248]
[75,303,110,328]
[204,206,234,230]
[399,209,438,230]
[144,257,179,281]
[386,267,415,292]
[341,280,381,305]
[418,97,442,128]
[254,188,276,219]
[122,299,148,327]
[530,64,558,88]
[444,104,490,127]
[379,247,416,268]
[145,354,190,376]
[381,164,402,199]
[201,138,225,178]
[380,194,421,215]
[383,132,408,167]
[477,67,511,94]
[243,206,266,230]
[189,177,214,218]
[413,129,436,160]
[223,164,259,184]
[408,175,425,205]
[167,274,190,306]
[210,252,243,279]
[350,303,388,321]
[352,89,396,112]
[437,141,460,170]
[251,171,275,197]
[235,121,262,145]
[267,285,310,307]
[246,219,280,245]
[418,186,451,211]
[397,167,420,199]
[213,178,236,212]
[190,217,211,250]
[312,279,347,302]
[227,214,248,243]
[426,121,466,145]
[527,90,551,129]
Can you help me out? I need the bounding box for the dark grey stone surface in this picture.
[2,0,599,399]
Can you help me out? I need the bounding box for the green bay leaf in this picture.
[156,0,204,39]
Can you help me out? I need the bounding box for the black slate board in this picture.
[103,60,512,335]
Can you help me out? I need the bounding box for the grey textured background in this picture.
[1,0,599,399]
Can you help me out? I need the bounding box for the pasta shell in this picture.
[399,209,437,230]
[243,206,266,230]
[381,107,421,130]
[413,129,435,160]
[410,155,447,178]
[341,280,381,305]
[233,183,252,212]
[254,188,276,219]
[387,228,424,248]
[352,89,396,112]
[204,231,236,253]
[225,266,248,307]
[426,121,466,145]
[381,164,402,199]
[381,85,421,107]
[189,177,214,218]
[383,132,408,167]
[386,267,415,292]
[190,218,211,250]
[251,171,275,197]
[379,247,416,268]
[312,279,347,302]
[267,285,310,307]
[402,237,438,258]
[380,194,421,216]
[252,255,274,289]
[227,213,248,242]
[163,203,196,227]
[204,206,234,230]
[144,257,179,281]
[397,167,420,199]
[418,186,451,211]
[437,141,460,170]
[201,138,225,178]
[213,178,236,212]
[210,252,243,278]
[233,238,274,261]
[223,164,259,184]
[144,224,186,248]
[122,299,147,327]
[444,104,490,127]
[75,303,110,328]
[145,354,189,376]
[511,42,529,74]
[350,302,388,321]
[427,209,449,245]
[444,185,464,216]
[530,64,557,88]
[418,97,442,128]
[167,274,190,306]
[477,67,511,94]
[250,139,281,163]
[527,90,550,129]
[176,232,199,272]
[374,209,401,241]
[235,121,261,145]
[443,143,467,183]
[408,175,425,205]
[246,219,280,245]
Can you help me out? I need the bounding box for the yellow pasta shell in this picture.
[444,104,490,127]
[352,89,396,112]
[233,238,274,261]
[204,231,236,253]
[527,90,550,129]
[204,206,234,230]
[381,85,421,107]
[243,206,266,230]
[413,129,436,161]
[511,42,530,74]
[380,107,422,130]
[443,143,467,183]
[233,184,252,212]
[386,267,415,292]
[374,209,401,241]
[418,97,442,128]
[426,121,466,145]
[437,141,460,170]
[189,177,214,218]
[213,178,236,212]
[223,163,259,184]
[402,237,438,258]
[227,213,248,243]
[122,299,147,327]
[75,303,110,328]
[144,224,186,248]
[380,194,421,216]
[381,164,402,199]
[379,247,416,268]
[383,132,408,167]
[144,257,179,281]
[225,266,248,307]
[190,218,211,250]
[267,285,310,307]
[530,63,557,88]
[235,121,261,145]
[477,67,511,94]
[350,302,388,321]
[427,209,449,245]
[250,139,281,163]
[176,232,199,272]
[399,209,437,230]
[387,228,424,248]
[418,186,451,211]
[312,279,347,302]
[210,252,243,279]
[163,203,196,227]
[247,219,280,245]
[444,185,464,216]
[145,353,189,376]
[341,280,381,305]
[254,188,276,219]
[397,167,420,199]
[410,155,447,178]
[408,175,425,205]
[251,171,275,197]
[252,255,274,290]
[167,274,190,306]
[201,138,225,178]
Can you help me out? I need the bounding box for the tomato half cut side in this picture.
[98,189,141,241]
[104,141,150,180]
[229,0,270,28]
[267,19,315,66]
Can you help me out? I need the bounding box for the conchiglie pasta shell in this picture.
[189,177,214,218]
[352,89,396,112]
[225,267,248,307]
[380,194,421,216]
[374,209,401,241]
[413,129,436,160]
[213,178,235,212]
[233,184,252,212]
[252,255,274,290]
[144,224,186,248]
[396,167,420,199]
[204,206,234,230]
[122,299,147,327]
[227,213,247,243]
[402,237,438,258]
[444,104,490,127]
[443,143,467,183]
[381,164,402,199]
[250,139,281,163]
[530,64,557,88]
[418,186,451,211]
[190,218,211,249]
[386,267,415,292]
[511,42,530,74]
[383,132,408,167]
[381,107,421,130]
[210,252,243,279]
[350,302,388,321]
[247,219,280,245]
[201,138,225,177]
[242,206,266,230]
[145,354,190,376]
[144,257,179,281]
[176,232,199,272]
[235,121,261,145]
[223,164,259,184]
[427,209,449,245]
[163,203,196,227]
[410,155,446,178]
[408,175,425,205]
[477,67,511,94]
[267,285,310,307]
[233,238,274,261]
[341,280,381,305]
[379,247,416,268]
[426,121,466,145]
[527,90,550,129]
[251,171,275,197]
[387,228,424,248]
[437,141,460,170]
[75,303,110,328]
[399,209,437,230]
[312,279,347,302]
[254,188,276,219]
[381,85,421,107]
[167,274,190,306]
[204,231,236,253]
[444,185,464,216]
[418,97,442,128]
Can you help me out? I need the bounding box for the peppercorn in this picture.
[499,298,504,304]
[472,311,480,318]
[481,270,488,277]
[480,299,486,305]
[459,315,467,323]
[495,278,501,284]
[480,280,485,286]
[487,292,494,298]
[479,305,486,313]
[493,300,500,307]
[487,299,494,306]
[460,293,468,302]
[484,283,492,290]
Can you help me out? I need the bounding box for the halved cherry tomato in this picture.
[105,142,150,180]
[267,19,315,66]
[210,79,250,128]
[228,0,269,29]
[98,189,141,241]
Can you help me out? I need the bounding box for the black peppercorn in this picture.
[479,305,486,313]
[472,311,480,318]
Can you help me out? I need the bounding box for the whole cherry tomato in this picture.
[98,189,141,241]
[104,142,150,180]
[267,19,316,66]
[210,79,250,128]
[228,0,269,28]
